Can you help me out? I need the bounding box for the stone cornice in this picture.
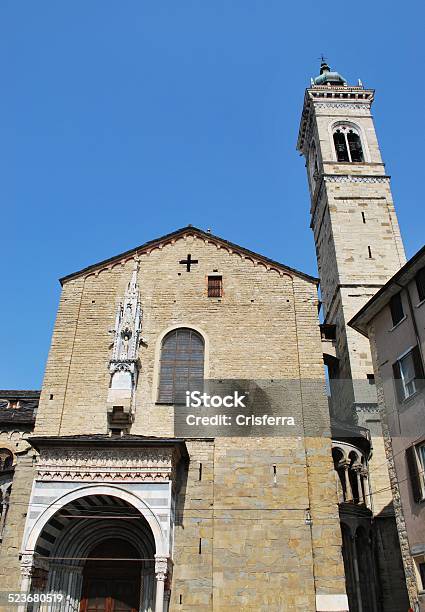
[324,174,389,184]
[310,173,391,224]
[297,87,374,153]
[30,434,188,450]
[314,102,371,112]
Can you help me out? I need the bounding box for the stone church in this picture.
[0,62,413,611]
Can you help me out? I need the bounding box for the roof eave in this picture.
[349,244,425,336]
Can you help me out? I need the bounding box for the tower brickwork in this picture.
[298,63,406,421]
[298,63,410,612]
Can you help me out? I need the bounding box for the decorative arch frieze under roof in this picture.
[59,226,318,286]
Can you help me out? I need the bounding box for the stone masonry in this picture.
[0,229,348,610]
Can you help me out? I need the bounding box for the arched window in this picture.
[332,447,347,502]
[0,449,14,471]
[158,328,204,404]
[333,125,364,163]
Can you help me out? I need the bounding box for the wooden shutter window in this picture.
[208,276,223,298]
[389,292,404,326]
[412,345,425,390]
[416,267,425,302]
[158,328,204,404]
[406,445,423,503]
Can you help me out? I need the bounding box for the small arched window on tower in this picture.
[158,328,204,404]
[333,125,364,163]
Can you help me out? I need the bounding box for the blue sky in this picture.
[1,1,423,388]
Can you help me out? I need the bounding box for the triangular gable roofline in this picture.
[59,226,318,286]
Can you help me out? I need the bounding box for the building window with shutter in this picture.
[393,346,424,402]
[406,443,425,503]
[416,267,425,303]
[418,560,425,589]
[157,328,204,404]
[207,276,223,298]
[389,292,404,327]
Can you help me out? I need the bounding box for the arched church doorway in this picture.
[27,493,157,611]
[80,539,141,612]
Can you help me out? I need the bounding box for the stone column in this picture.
[361,468,370,507]
[19,554,34,612]
[0,499,7,538]
[341,460,351,501]
[164,589,171,612]
[354,464,362,504]
[154,555,168,612]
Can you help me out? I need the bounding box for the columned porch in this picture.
[19,435,186,612]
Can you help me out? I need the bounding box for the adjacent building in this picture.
[350,245,425,610]
[0,391,39,546]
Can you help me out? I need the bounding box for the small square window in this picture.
[416,267,425,302]
[390,292,404,326]
[208,276,223,298]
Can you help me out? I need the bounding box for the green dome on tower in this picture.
[313,60,347,85]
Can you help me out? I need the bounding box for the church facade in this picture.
[0,64,414,611]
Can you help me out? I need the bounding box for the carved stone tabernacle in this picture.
[107,259,143,427]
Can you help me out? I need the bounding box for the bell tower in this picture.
[297,61,411,612]
[297,60,406,421]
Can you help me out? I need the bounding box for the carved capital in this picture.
[20,554,34,578]
[155,555,169,582]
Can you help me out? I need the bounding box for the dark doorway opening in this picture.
[80,539,141,612]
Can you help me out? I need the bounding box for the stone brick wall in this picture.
[0,450,35,591]
[302,91,407,515]
[35,236,327,438]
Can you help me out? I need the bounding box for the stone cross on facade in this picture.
[179,254,198,272]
